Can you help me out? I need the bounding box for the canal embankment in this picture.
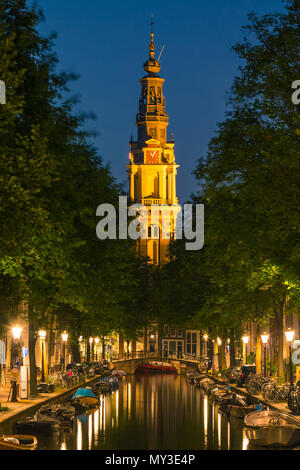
[0,371,110,426]
[206,373,292,414]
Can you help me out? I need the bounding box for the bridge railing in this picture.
[112,350,205,364]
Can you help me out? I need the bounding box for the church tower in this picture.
[127,31,180,264]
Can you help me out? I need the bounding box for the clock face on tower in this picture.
[145,150,159,164]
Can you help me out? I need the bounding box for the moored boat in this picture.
[200,378,216,393]
[111,369,127,379]
[135,361,177,374]
[72,387,98,408]
[244,410,300,447]
[15,413,60,435]
[209,387,228,402]
[0,435,38,450]
[38,403,75,423]
[92,380,111,394]
[218,392,257,418]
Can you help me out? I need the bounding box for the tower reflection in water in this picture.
[53,375,248,450]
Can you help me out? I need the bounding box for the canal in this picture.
[1,375,252,450]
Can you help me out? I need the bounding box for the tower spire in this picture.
[144,25,160,75]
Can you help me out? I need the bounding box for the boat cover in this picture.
[72,388,97,399]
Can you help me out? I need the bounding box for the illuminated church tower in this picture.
[127,31,179,264]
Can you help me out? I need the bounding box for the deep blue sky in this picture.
[37,0,284,203]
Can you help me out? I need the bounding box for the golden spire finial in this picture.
[149,16,155,58]
[143,16,160,74]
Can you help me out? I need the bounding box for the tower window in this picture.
[149,86,155,104]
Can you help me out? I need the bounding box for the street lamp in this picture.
[61,331,68,370]
[285,329,295,385]
[12,325,22,340]
[261,333,269,377]
[242,336,249,364]
[38,330,46,382]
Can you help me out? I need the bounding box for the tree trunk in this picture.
[255,325,261,373]
[132,339,136,358]
[143,328,148,353]
[102,338,106,360]
[274,300,285,381]
[119,334,124,358]
[70,340,81,363]
[86,340,90,362]
[219,343,227,370]
[28,305,38,397]
[229,328,236,367]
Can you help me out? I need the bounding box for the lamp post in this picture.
[261,333,269,377]
[89,337,94,361]
[217,337,222,370]
[242,336,249,364]
[38,330,46,382]
[11,325,22,369]
[61,332,68,370]
[10,326,23,402]
[203,334,208,358]
[285,329,295,385]
[95,337,100,361]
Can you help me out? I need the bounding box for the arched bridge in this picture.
[112,352,201,375]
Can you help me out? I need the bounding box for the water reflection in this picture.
[0,375,249,450]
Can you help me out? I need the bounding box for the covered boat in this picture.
[15,413,60,435]
[0,435,38,450]
[218,392,257,418]
[102,376,120,390]
[111,369,127,379]
[244,410,300,447]
[135,361,177,374]
[209,386,228,402]
[72,387,98,407]
[92,380,111,394]
[200,378,216,393]
[38,403,75,423]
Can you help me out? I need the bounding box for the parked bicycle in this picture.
[245,373,272,395]
[287,381,300,413]
[262,381,292,402]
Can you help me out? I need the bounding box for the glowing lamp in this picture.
[61,331,68,342]
[242,336,249,345]
[12,326,22,340]
[261,333,269,344]
[285,329,295,343]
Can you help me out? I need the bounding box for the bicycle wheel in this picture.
[288,390,298,412]
[246,380,260,395]
[263,384,278,402]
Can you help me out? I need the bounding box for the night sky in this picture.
[37,0,285,203]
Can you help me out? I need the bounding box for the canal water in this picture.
[1,375,251,450]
